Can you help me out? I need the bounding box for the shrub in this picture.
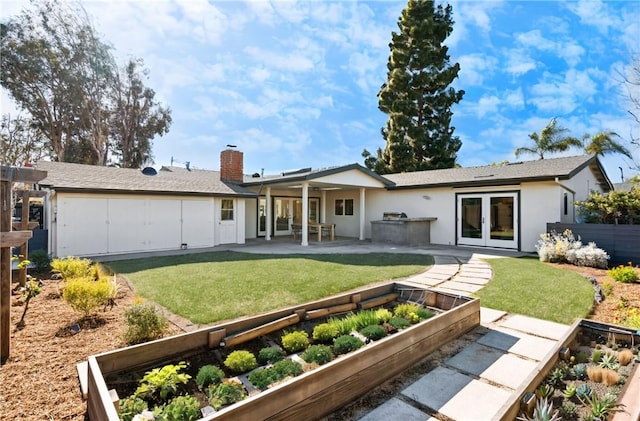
[333,334,364,355]
[281,330,309,353]
[617,349,634,366]
[196,365,225,389]
[28,249,51,273]
[247,368,272,390]
[62,276,117,316]
[271,358,303,378]
[393,303,420,319]
[301,345,333,365]
[375,308,392,323]
[248,359,303,390]
[536,229,580,263]
[587,366,604,382]
[576,186,640,224]
[134,362,190,402]
[312,323,339,342]
[156,395,200,421]
[224,350,257,373]
[565,242,609,269]
[608,263,638,283]
[359,324,387,341]
[350,310,380,330]
[207,379,247,410]
[51,256,94,279]
[118,396,148,421]
[258,346,284,364]
[602,369,620,386]
[123,303,168,345]
[327,316,357,336]
[388,316,410,330]
[416,308,434,320]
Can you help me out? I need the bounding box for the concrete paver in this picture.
[480,307,507,324]
[359,398,436,421]
[438,380,512,421]
[401,366,473,411]
[450,275,491,285]
[499,314,571,340]
[478,353,540,390]
[446,342,506,376]
[478,327,559,361]
[433,280,484,294]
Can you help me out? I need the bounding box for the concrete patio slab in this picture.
[430,286,471,296]
[401,366,473,411]
[499,315,570,340]
[434,280,483,293]
[478,327,558,361]
[450,275,490,285]
[414,271,453,281]
[480,307,507,324]
[479,353,540,389]
[359,398,435,421]
[456,270,492,278]
[446,342,506,376]
[403,277,443,287]
[438,379,512,420]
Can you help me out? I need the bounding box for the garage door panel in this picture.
[182,200,214,248]
[146,199,181,250]
[57,198,108,256]
[108,199,147,253]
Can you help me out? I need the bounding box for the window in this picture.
[221,199,234,221]
[335,199,354,216]
[563,193,568,216]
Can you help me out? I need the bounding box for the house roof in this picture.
[384,155,613,191]
[35,161,257,197]
[242,163,394,188]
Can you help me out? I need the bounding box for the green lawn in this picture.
[107,251,433,324]
[476,257,594,324]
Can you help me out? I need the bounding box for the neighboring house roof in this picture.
[384,155,613,191]
[613,181,634,192]
[35,161,257,197]
[242,163,394,187]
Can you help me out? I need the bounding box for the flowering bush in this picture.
[536,230,609,268]
[613,298,640,329]
[608,263,639,283]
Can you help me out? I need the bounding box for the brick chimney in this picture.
[220,149,244,183]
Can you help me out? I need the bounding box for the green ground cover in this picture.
[107,251,433,324]
[477,257,594,324]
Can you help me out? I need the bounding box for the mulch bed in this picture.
[0,264,638,420]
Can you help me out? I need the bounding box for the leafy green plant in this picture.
[570,363,587,379]
[207,379,247,410]
[248,359,303,390]
[563,382,576,398]
[591,349,602,363]
[51,256,94,279]
[598,353,619,370]
[16,278,41,328]
[375,308,392,323]
[258,346,284,364]
[123,303,168,345]
[28,249,51,273]
[155,395,200,421]
[548,367,567,388]
[312,323,339,342]
[393,303,420,319]
[224,350,257,373]
[579,392,623,420]
[608,263,638,283]
[301,344,333,365]
[517,397,561,421]
[359,324,387,341]
[62,276,117,316]
[575,351,588,364]
[535,384,554,400]
[118,395,148,421]
[350,310,380,330]
[559,402,577,420]
[601,280,614,296]
[271,358,302,379]
[196,365,225,389]
[134,362,191,402]
[416,307,434,320]
[333,334,364,355]
[328,316,358,336]
[281,330,309,353]
[388,316,410,330]
[577,186,640,224]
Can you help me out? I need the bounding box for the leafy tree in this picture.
[363,0,464,174]
[1,0,171,167]
[0,114,47,166]
[514,118,582,159]
[576,185,640,224]
[111,58,172,168]
[582,131,632,159]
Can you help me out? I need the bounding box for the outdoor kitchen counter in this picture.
[371,217,437,247]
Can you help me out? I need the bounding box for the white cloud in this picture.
[564,0,622,35]
[458,54,498,86]
[244,46,315,72]
[476,95,501,118]
[503,49,538,77]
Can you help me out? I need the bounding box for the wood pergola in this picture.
[1,165,47,364]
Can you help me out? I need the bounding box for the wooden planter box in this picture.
[496,319,640,421]
[86,282,480,420]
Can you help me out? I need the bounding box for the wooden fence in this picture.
[547,223,640,266]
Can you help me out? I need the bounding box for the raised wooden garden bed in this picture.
[85,281,480,420]
[497,319,640,421]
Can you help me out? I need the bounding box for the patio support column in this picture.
[359,188,366,240]
[265,187,272,241]
[301,182,309,246]
[321,190,327,223]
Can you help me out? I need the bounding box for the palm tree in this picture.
[514,118,582,159]
[582,131,633,159]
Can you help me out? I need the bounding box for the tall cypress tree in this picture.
[363,0,464,174]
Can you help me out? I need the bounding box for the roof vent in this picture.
[141,167,158,176]
[507,161,523,165]
[252,172,260,178]
[473,174,495,179]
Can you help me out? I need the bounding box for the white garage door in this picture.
[182,200,215,248]
[57,197,108,256]
[108,198,148,254]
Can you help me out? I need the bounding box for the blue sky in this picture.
[2,0,639,182]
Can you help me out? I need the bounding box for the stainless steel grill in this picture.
[382,212,408,221]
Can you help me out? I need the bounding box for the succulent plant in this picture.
[598,353,619,370]
[576,383,592,401]
[563,382,576,398]
[516,397,561,421]
[570,363,587,379]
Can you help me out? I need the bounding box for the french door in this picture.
[269,198,320,236]
[457,192,518,249]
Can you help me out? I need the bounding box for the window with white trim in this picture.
[335,199,354,216]
[221,199,234,221]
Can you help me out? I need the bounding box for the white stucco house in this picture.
[33,150,612,257]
